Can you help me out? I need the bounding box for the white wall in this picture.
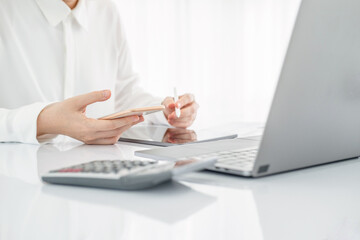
[115,0,301,128]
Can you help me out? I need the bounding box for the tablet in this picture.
[119,125,238,146]
[99,106,165,120]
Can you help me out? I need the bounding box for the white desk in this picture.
[0,141,359,240]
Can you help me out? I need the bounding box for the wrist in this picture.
[36,103,56,137]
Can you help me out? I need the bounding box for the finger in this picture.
[70,90,111,110]
[162,97,176,119]
[129,115,145,126]
[169,103,199,120]
[169,131,197,143]
[166,128,190,134]
[177,94,195,109]
[99,115,143,132]
[170,114,192,121]
[169,118,194,128]
[162,97,176,109]
[169,118,192,128]
[100,116,144,135]
[167,102,198,120]
[138,115,145,123]
[89,115,140,131]
[169,132,197,140]
[86,117,144,144]
[162,97,175,108]
[93,123,134,139]
[181,102,199,116]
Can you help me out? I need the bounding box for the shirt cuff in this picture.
[1,102,52,144]
[20,102,51,144]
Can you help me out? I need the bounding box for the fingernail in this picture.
[103,90,110,99]
[133,116,139,122]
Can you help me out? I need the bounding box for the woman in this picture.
[0,0,199,144]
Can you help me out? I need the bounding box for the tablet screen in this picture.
[119,125,238,146]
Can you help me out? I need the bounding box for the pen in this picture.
[174,87,181,118]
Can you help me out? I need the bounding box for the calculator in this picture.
[42,158,216,190]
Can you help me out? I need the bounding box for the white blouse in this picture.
[0,0,167,144]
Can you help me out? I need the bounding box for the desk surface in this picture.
[0,141,359,240]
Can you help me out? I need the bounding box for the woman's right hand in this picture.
[36,90,143,144]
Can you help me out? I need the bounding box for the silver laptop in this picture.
[136,0,360,177]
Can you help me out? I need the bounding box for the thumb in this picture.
[71,90,111,110]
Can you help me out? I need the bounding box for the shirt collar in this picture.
[72,0,89,30]
[35,0,88,30]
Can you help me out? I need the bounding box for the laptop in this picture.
[136,0,360,177]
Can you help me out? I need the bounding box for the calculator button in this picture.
[49,160,162,176]
[58,168,82,173]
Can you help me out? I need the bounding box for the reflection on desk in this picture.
[178,158,360,239]
[0,143,216,239]
[119,124,239,146]
[1,142,360,240]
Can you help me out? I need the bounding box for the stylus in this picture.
[174,87,181,118]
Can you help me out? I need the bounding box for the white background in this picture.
[115,0,301,128]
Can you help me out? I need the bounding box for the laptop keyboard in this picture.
[195,148,258,172]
